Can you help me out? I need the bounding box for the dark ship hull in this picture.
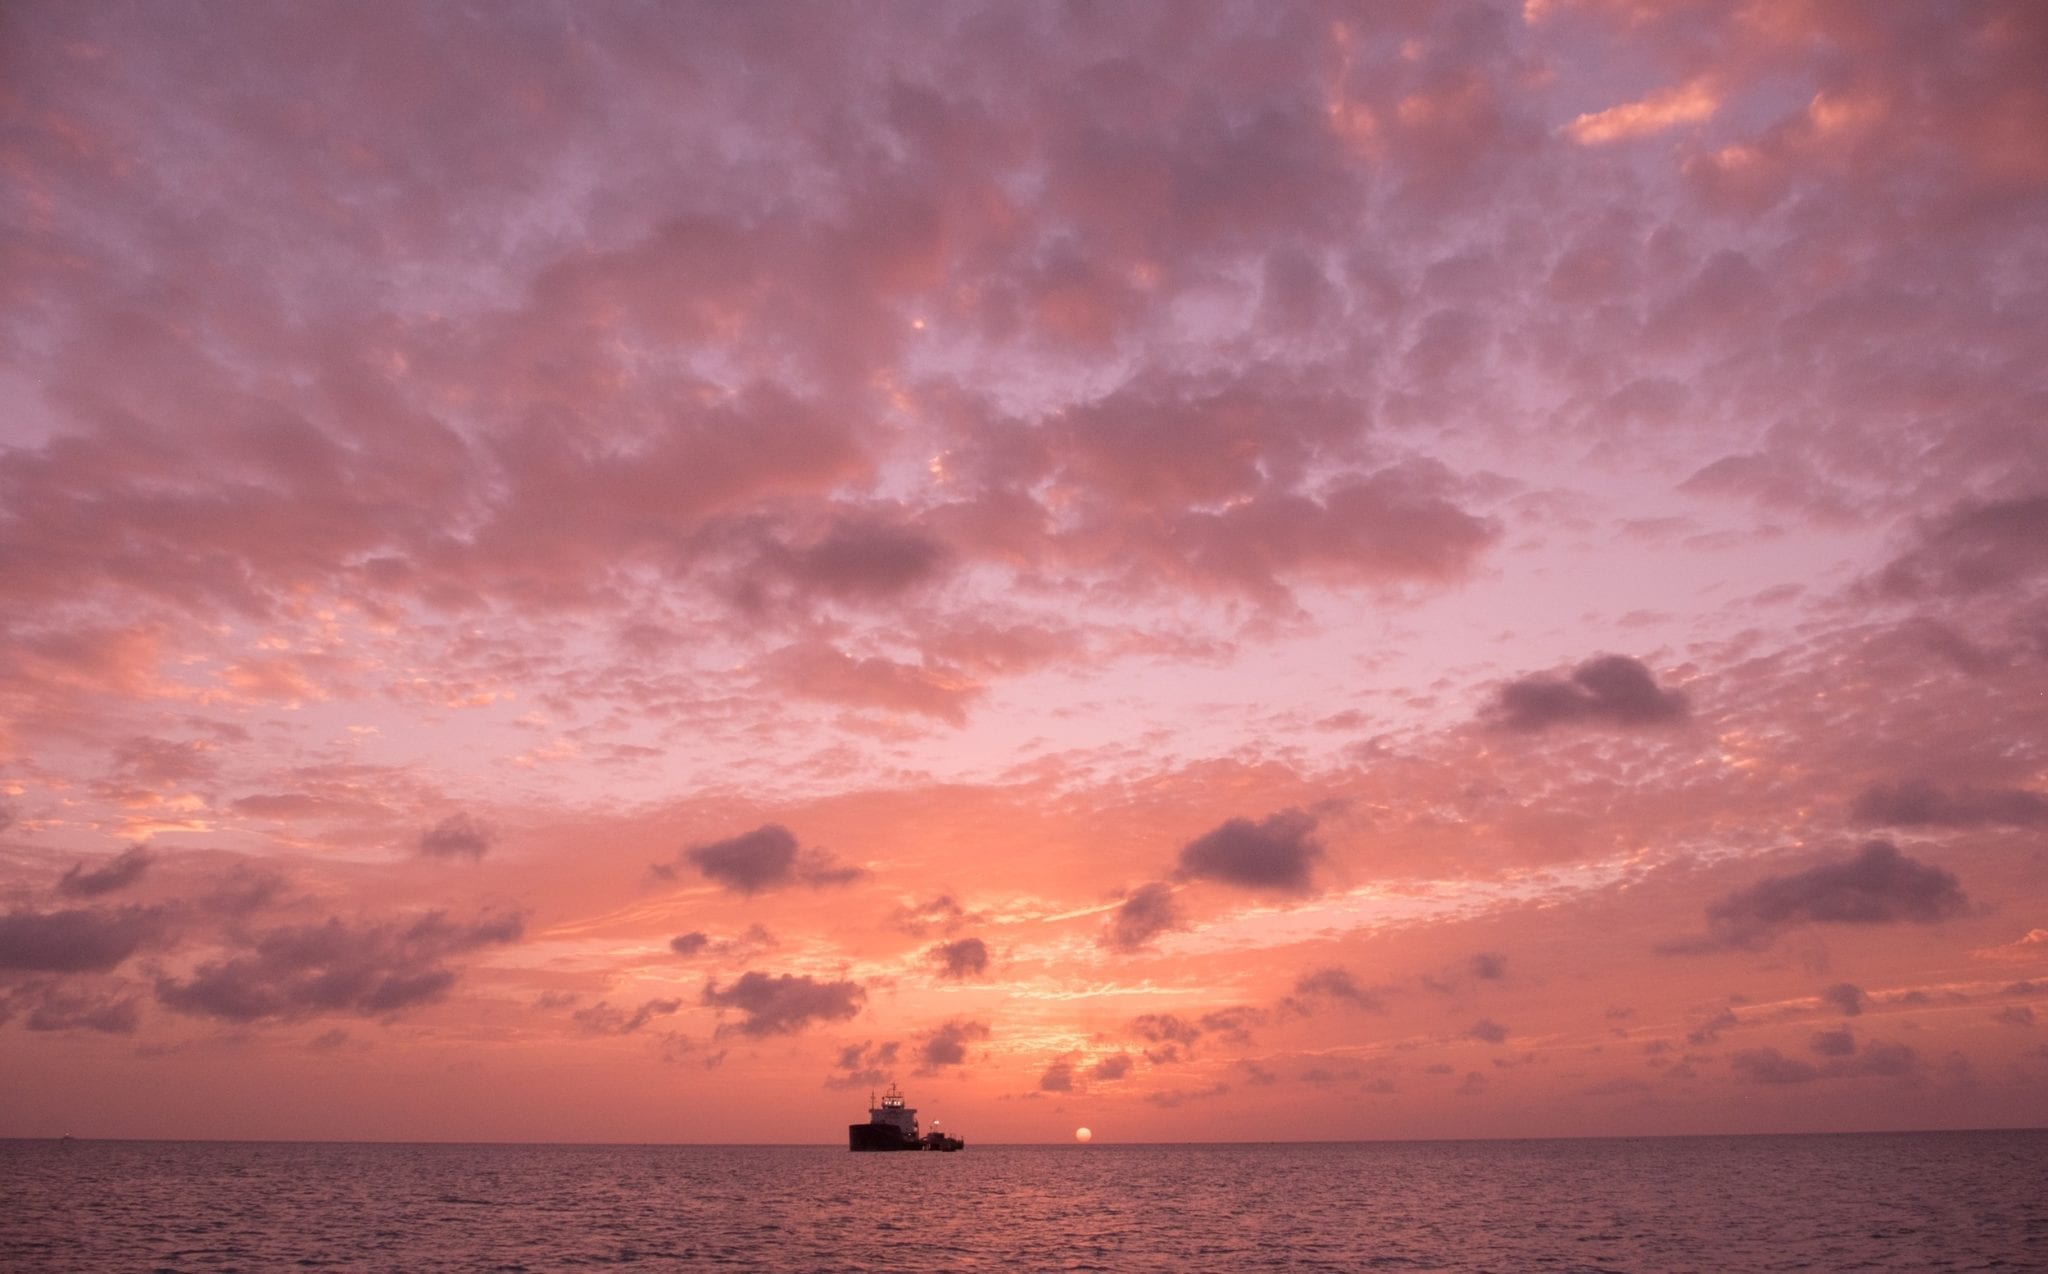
[848,1123,964,1151]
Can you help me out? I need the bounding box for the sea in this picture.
[2,1130,2043,1271]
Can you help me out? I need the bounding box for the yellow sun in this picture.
[1074,1126,1092,1142]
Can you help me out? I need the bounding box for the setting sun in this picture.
[1075,1127,1093,1143]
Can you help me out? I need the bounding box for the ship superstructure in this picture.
[847,1084,964,1151]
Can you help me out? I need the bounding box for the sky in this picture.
[2,0,2046,1145]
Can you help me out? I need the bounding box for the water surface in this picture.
[3,1130,2042,1270]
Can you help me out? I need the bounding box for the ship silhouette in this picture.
[848,1084,965,1151]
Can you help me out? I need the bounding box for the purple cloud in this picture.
[1290,966,1385,1013]
[1468,1018,1510,1045]
[1174,808,1324,893]
[1851,780,2048,829]
[418,813,495,861]
[663,824,865,894]
[701,971,864,1036]
[1486,655,1689,733]
[1100,882,1182,952]
[3,981,142,1034]
[1876,493,2048,598]
[155,911,522,1022]
[1811,1029,1857,1057]
[1668,841,1968,953]
[0,906,170,974]
[56,845,154,897]
[571,997,683,1035]
[1821,983,1866,1017]
[914,1019,989,1073]
[928,937,989,979]
[1732,1041,1920,1084]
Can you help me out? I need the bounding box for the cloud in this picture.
[1130,1013,1202,1051]
[0,906,171,973]
[1145,1081,1231,1109]
[110,735,221,785]
[666,926,778,961]
[417,813,495,860]
[199,866,286,917]
[1875,494,2048,599]
[1730,1047,1821,1085]
[1731,1041,1920,1085]
[1099,465,1497,606]
[701,971,864,1037]
[826,1039,900,1090]
[1037,1060,1074,1092]
[764,513,950,602]
[1173,808,1324,893]
[1470,952,1507,980]
[664,824,865,894]
[1668,841,1968,953]
[1197,1006,1268,1046]
[1006,373,1496,605]
[1467,1018,1510,1045]
[1100,882,1183,952]
[2,981,142,1034]
[1851,780,2048,829]
[1288,966,1385,1013]
[1090,1052,1133,1081]
[571,997,684,1035]
[914,1019,989,1073]
[1810,1029,1857,1057]
[1994,1005,2036,1028]
[155,911,522,1023]
[1485,655,1689,733]
[758,642,981,726]
[1855,1042,1920,1077]
[892,894,976,937]
[1687,1007,1739,1046]
[56,845,154,897]
[928,937,988,980]
[1820,983,1866,1017]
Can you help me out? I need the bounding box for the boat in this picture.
[848,1083,965,1151]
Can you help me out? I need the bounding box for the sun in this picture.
[1074,1126,1092,1143]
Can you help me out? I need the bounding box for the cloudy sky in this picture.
[3,0,2045,1144]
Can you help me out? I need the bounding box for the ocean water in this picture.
[2,1131,2043,1271]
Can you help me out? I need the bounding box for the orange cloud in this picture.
[1565,78,1719,144]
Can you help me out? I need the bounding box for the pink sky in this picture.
[3,0,2046,1144]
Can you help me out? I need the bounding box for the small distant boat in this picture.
[848,1084,964,1152]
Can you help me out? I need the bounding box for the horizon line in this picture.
[9,1124,2045,1150]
